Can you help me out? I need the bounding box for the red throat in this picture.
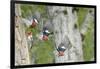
[58,51,64,56]
[31,21,37,28]
[42,35,48,41]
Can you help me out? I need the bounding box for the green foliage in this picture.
[76,7,94,61]
[30,38,55,64]
[20,4,46,18]
[21,4,33,18]
[77,8,88,29]
[83,21,94,61]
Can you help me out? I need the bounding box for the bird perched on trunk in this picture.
[22,17,38,28]
[42,27,53,41]
[36,27,53,41]
[57,43,66,56]
[30,18,38,28]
